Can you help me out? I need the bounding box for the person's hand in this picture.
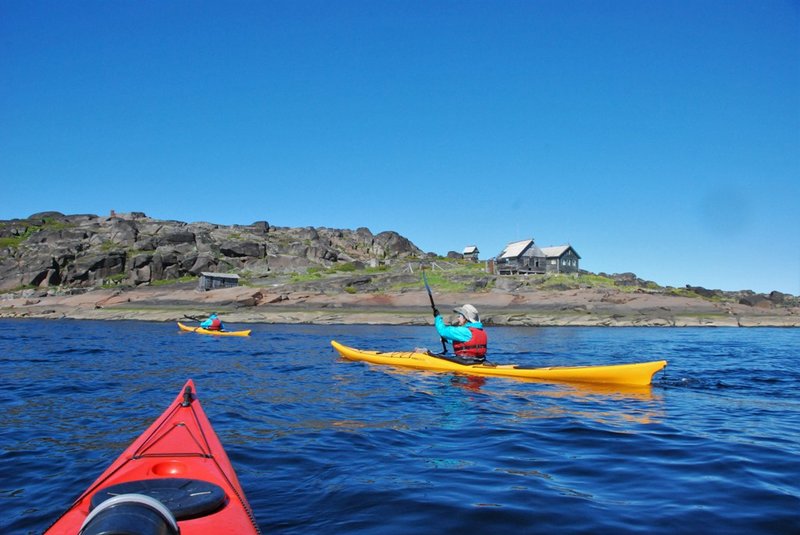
[433,307,440,317]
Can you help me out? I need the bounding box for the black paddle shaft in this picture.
[422,269,448,354]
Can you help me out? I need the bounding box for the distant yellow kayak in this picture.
[177,322,251,337]
[331,340,666,386]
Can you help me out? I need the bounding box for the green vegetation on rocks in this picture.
[151,275,198,287]
[1,213,795,314]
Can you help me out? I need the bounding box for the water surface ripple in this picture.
[1,321,798,534]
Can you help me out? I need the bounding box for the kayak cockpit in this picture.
[81,478,227,534]
[80,493,178,535]
[90,478,226,519]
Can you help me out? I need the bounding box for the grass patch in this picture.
[290,270,323,283]
[0,284,37,295]
[668,288,703,299]
[576,273,617,286]
[534,273,666,293]
[39,218,73,230]
[289,262,386,283]
[423,271,471,291]
[100,241,124,252]
[0,236,24,248]
[101,274,128,288]
[151,275,198,286]
[330,262,358,273]
[0,228,37,249]
[0,218,75,249]
[389,271,474,293]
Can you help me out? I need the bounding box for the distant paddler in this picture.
[200,312,225,331]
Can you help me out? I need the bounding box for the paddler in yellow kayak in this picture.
[432,304,488,365]
[200,312,225,331]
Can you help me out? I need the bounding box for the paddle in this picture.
[182,315,204,332]
[422,268,448,354]
[183,314,228,333]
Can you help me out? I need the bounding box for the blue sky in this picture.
[2,1,798,294]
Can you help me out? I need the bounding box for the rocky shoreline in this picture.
[2,211,797,327]
[2,283,798,327]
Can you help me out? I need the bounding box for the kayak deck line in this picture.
[331,340,667,386]
[45,380,260,535]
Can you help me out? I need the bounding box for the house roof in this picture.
[463,246,478,254]
[497,240,544,260]
[498,239,534,259]
[540,245,581,259]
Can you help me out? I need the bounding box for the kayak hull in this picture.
[331,340,666,386]
[177,321,251,337]
[45,380,260,534]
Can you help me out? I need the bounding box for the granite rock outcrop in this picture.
[0,211,423,291]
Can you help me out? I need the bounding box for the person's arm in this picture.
[434,315,472,342]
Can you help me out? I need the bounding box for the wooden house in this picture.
[462,245,480,263]
[540,245,581,274]
[198,272,240,291]
[495,239,546,274]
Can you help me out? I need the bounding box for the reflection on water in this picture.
[352,359,664,425]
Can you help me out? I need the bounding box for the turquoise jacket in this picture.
[200,315,223,329]
[435,315,484,342]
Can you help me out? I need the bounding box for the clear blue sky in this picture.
[2,1,798,294]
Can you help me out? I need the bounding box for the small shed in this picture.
[495,239,546,275]
[462,245,480,262]
[198,272,240,291]
[540,245,581,274]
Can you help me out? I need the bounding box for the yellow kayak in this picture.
[177,322,251,337]
[331,340,666,386]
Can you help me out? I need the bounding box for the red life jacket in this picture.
[207,318,222,330]
[452,327,487,357]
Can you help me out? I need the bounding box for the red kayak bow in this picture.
[45,380,260,534]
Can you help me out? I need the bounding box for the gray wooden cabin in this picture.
[540,245,581,274]
[495,239,546,274]
[198,272,240,291]
[462,245,480,263]
[495,240,581,275]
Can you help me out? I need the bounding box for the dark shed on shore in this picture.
[198,272,240,291]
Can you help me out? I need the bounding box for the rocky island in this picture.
[1,211,797,327]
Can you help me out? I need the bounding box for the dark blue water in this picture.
[1,320,799,534]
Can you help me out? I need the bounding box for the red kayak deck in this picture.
[45,380,260,534]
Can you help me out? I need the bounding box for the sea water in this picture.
[1,320,798,534]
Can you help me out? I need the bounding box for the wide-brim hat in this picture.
[453,304,479,323]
